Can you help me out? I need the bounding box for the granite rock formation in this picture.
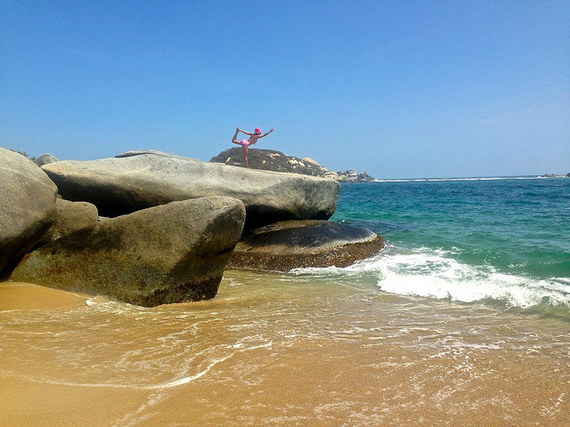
[11,197,246,307]
[42,151,340,230]
[0,147,58,277]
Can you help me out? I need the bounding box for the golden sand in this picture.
[1,277,568,426]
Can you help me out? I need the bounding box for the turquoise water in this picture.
[299,177,570,314]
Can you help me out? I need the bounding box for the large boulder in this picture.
[228,220,385,271]
[0,147,58,277]
[37,197,99,246]
[10,196,246,307]
[42,151,340,230]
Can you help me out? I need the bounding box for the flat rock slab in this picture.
[42,151,340,230]
[11,196,245,307]
[228,220,385,271]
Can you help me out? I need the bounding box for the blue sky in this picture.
[1,1,569,178]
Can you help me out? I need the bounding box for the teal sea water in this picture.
[298,177,570,316]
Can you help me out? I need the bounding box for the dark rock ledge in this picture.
[228,220,385,271]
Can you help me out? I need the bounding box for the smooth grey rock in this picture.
[0,147,58,277]
[37,197,99,246]
[11,196,246,307]
[115,149,188,159]
[42,151,340,230]
[228,220,385,271]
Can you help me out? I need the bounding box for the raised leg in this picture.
[232,128,241,144]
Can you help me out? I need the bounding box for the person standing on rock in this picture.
[232,126,274,168]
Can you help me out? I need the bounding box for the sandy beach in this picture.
[1,273,568,426]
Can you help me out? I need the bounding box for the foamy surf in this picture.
[291,245,570,310]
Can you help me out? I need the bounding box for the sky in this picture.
[1,1,569,179]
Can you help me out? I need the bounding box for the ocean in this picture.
[328,177,570,316]
[1,177,569,425]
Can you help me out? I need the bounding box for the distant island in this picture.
[211,148,376,182]
[538,173,570,178]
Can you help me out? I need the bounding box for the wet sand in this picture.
[1,274,568,426]
[0,282,87,311]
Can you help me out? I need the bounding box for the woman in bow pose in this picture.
[232,126,274,168]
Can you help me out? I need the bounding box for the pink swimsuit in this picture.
[240,132,261,147]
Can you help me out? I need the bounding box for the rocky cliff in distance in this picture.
[210,148,376,182]
[538,172,570,178]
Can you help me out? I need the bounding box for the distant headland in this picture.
[211,148,376,182]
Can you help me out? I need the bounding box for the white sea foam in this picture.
[292,246,570,309]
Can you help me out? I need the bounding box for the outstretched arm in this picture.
[259,128,274,138]
[237,127,253,136]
